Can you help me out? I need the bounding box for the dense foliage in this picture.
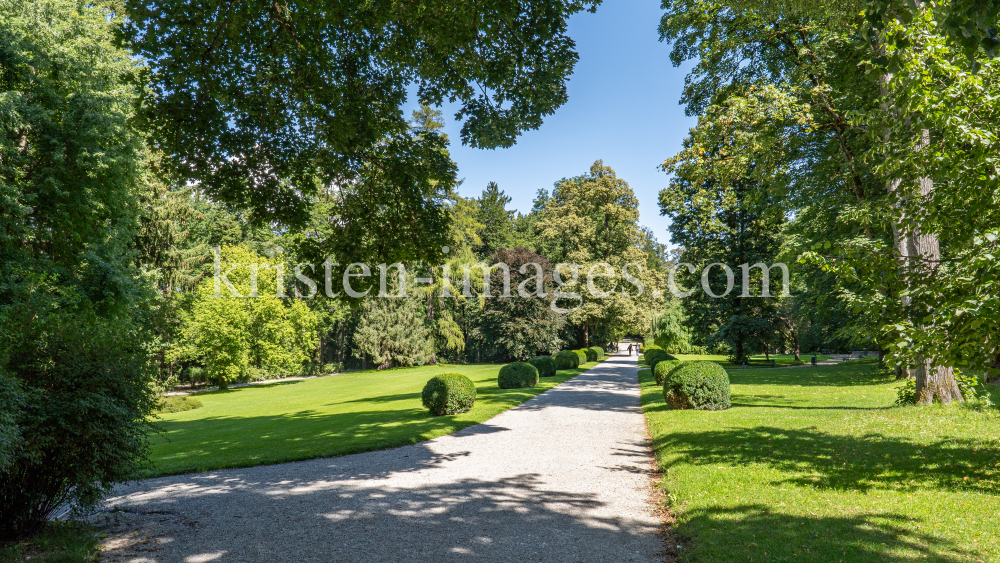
[472,247,565,361]
[421,374,477,416]
[0,0,156,538]
[122,0,601,265]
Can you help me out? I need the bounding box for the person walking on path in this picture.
[627,343,633,356]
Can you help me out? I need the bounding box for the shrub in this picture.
[573,350,588,365]
[652,359,681,385]
[0,311,157,540]
[422,374,476,415]
[645,349,669,370]
[663,361,731,411]
[528,356,557,378]
[554,350,580,370]
[155,396,204,414]
[581,348,598,362]
[588,346,604,360]
[498,362,540,389]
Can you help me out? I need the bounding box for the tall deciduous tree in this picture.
[174,246,319,387]
[473,247,565,361]
[535,161,660,346]
[0,0,156,538]
[123,0,601,264]
[660,169,785,362]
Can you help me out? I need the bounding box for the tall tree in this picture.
[475,182,516,257]
[660,169,785,362]
[0,0,156,538]
[472,247,565,361]
[535,161,659,346]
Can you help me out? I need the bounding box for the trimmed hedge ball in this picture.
[582,348,598,362]
[422,374,477,416]
[528,355,557,378]
[498,362,540,389]
[653,359,682,385]
[644,349,667,369]
[554,350,580,370]
[573,350,588,365]
[588,346,604,360]
[662,361,731,411]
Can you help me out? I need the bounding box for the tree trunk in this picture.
[881,41,957,399]
[988,350,1000,384]
[426,265,438,364]
[793,337,800,362]
[583,324,590,348]
[337,320,345,364]
[907,173,961,404]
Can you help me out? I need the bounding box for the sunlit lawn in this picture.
[640,353,831,368]
[639,360,1000,562]
[145,361,601,477]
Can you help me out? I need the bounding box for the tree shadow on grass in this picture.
[726,362,891,388]
[731,394,892,411]
[677,504,983,562]
[654,426,1000,495]
[198,380,306,396]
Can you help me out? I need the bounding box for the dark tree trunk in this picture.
[337,320,345,364]
[988,351,1000,384]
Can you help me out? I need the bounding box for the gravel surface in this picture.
[99,350,665,563]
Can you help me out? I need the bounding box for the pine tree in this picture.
[475,182,515,257]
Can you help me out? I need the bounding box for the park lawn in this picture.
[639,354,830,369]
[674,354,830,367]
[639,360,1000,563]
[145,361,602,477]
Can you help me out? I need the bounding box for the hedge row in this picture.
[423,346,607,416]
[528,355,557,378]
[644,348,677,373]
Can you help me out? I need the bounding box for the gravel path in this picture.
[100,350,665,563]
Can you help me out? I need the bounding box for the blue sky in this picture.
[409,0,697,247]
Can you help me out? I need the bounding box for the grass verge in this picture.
[146,361,602,477]
[0,522,100,563]
[639,360,1000,562]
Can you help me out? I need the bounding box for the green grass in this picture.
[639,354,830,369]
[146,361,602,477]
[672,354,832,367]
[0,522,100,563]
[639,360,1000,562]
